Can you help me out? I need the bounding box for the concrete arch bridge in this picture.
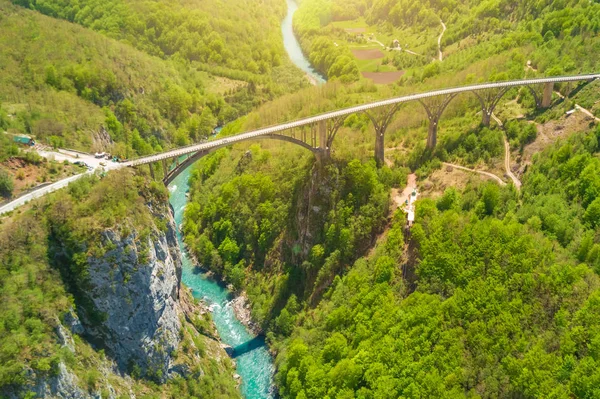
[124,74,599,184]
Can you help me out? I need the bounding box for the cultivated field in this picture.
[352,48,385,60]
[362,71,405,84]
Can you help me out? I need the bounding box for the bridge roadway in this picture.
[125,74,600,168]
[1,73,599,216]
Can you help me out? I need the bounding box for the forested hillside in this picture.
[0,0,306,156]
[0,171,240,398]
[180,8,600,393]
[12,0,291,79]
[273,125,600,398]
[293,0,600,83]
[3,0,600,397]
[185,88,600,396]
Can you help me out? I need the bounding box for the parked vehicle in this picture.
[12,134,35,146]
[94,152,106,159]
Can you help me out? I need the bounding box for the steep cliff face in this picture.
[79,208,183,382]
[1,171,240,398]
[13,362,92,399]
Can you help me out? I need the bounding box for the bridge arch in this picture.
[163,133,320,185]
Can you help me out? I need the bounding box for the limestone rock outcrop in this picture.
[76,209,183,382]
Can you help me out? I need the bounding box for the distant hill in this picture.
[292,0,600,83]
[0,0,307,155]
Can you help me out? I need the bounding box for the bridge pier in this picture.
[526,82,555,109]
[148,163,155,179]
[318,120,327,154]
[473,87,510,127]
[482,111,491,127]
[542,82,554,108]
[375,130,385,164]
[419,94,457,150]
[364,104,401,166]
[427,121,438,149]
[314,149,329,169]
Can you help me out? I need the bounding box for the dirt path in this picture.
[438,21,446,61]
[368,34,424,57]
[525,61,537,73]
[368,38,386,48]
[503,139,521,189]
[491,113,522,190]
[404,49,422,56]
[371,172,417,257]
[553,90,599,122]
[392,173,417,209]
[442,162,506,186]
[575,104,600,122]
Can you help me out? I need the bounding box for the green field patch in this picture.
[355,58,397,73]
[351,48,385,60]
[331,18,369,31]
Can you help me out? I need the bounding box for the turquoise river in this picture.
[168,2,325,398]
[169,167,275,398]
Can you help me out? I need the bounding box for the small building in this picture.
[12,134,35,146]
[392,39,400,48]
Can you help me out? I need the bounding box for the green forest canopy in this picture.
[293,0,600,83]
[1,0,307,157]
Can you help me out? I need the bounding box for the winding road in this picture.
[0,171,92,215]
[442,162,506,186]
[491,113,522,189]
[438,21,446,61]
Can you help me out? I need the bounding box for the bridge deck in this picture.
[126,74,599,167]
[2,74,597,216]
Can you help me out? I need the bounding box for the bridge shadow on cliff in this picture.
[568,80,593,99]
[231,335,266,358]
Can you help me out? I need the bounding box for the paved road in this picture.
[0,149,119,216]
[0,171,92,215]
[36,148,121,171]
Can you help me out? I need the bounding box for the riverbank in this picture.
[160,3,325,398]
[230,293,263,336]
[282,0,326,85]
[181,236,264,336]
[169,167,275,399]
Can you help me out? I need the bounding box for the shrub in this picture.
[0,170,14,198]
